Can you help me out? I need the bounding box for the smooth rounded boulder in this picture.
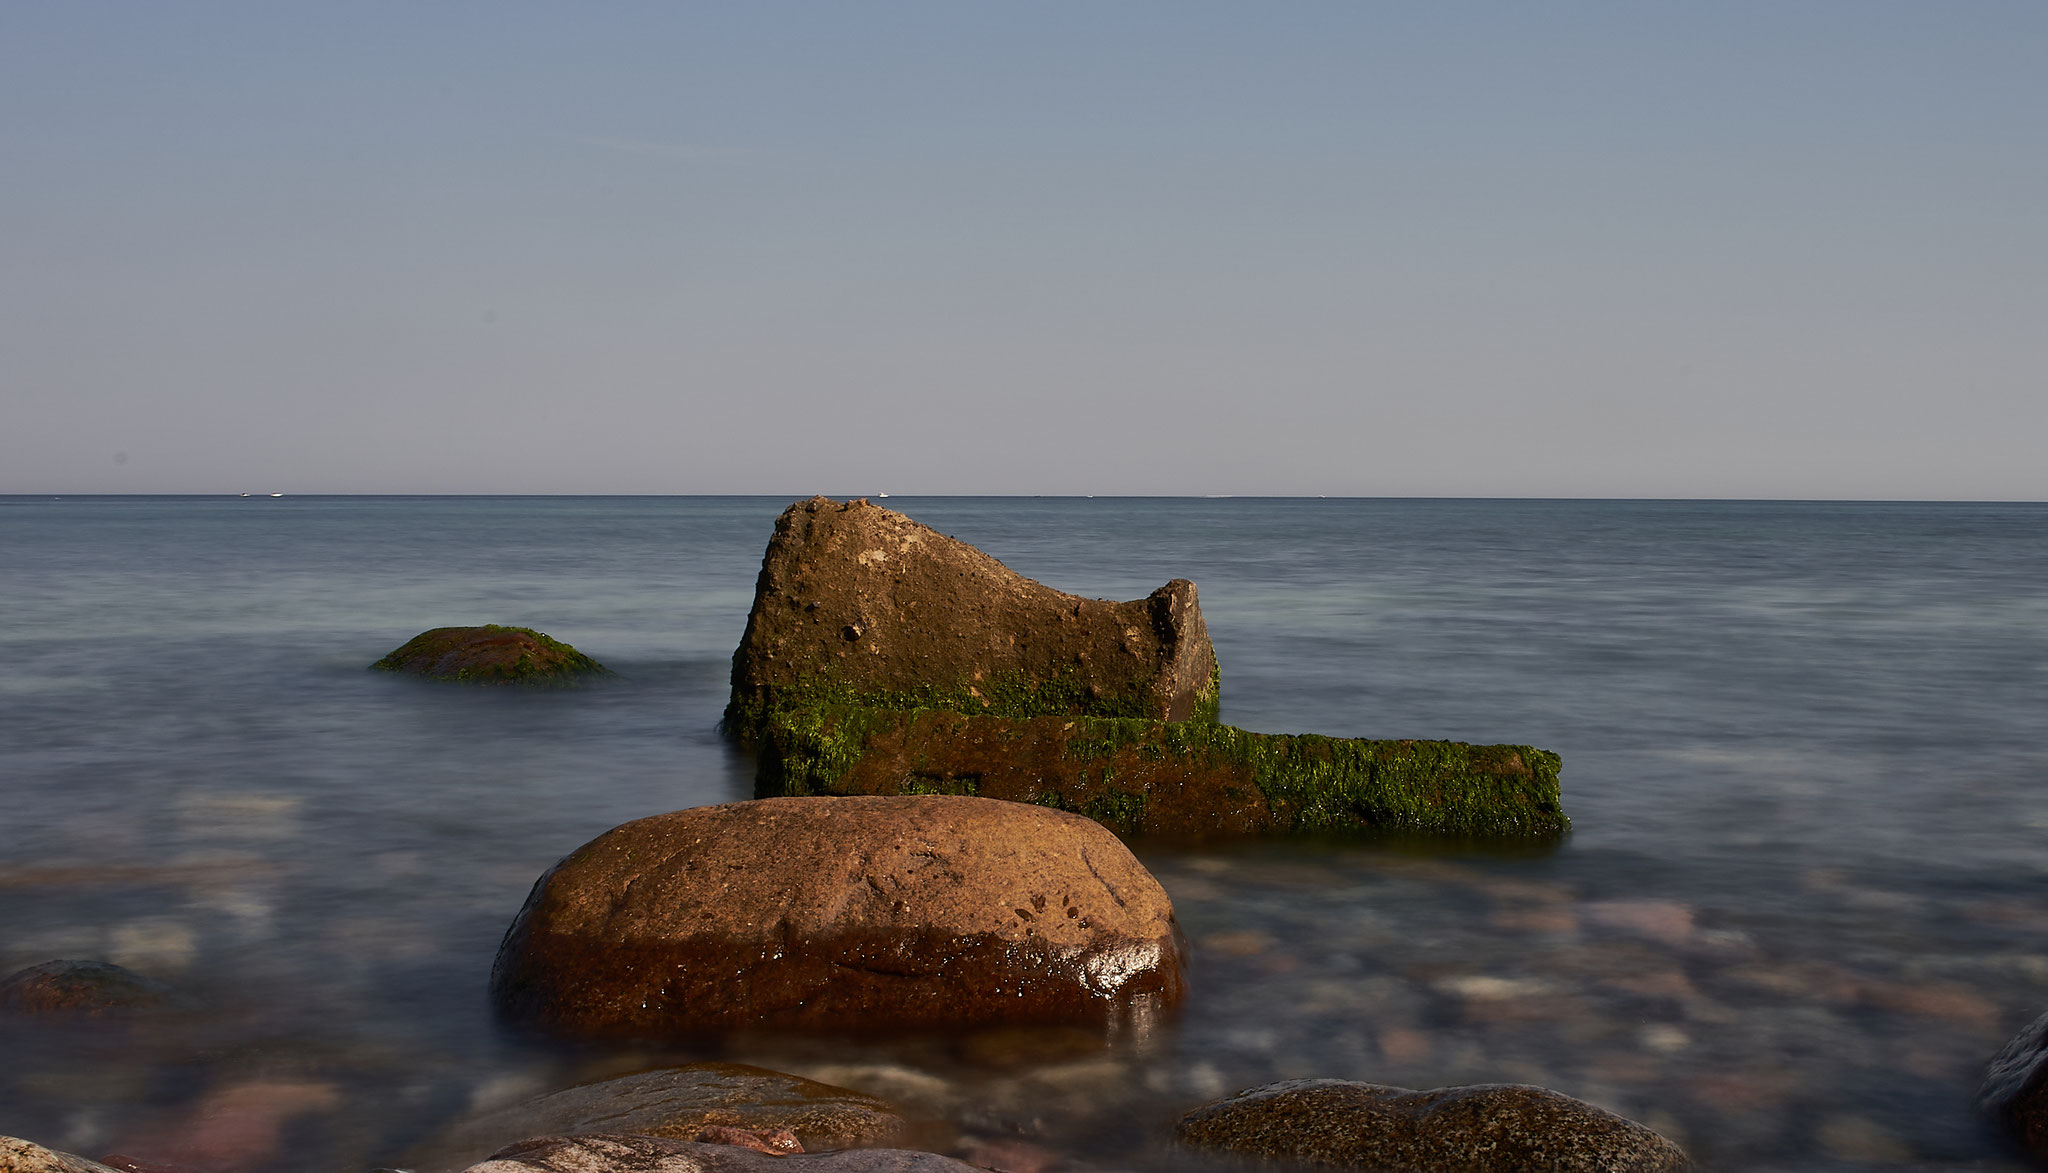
[1176,1079,1690,1172]
[491,795,1186,1038]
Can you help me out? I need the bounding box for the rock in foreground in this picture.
[408,1064,907,1173]
[0,960,184,1016]
[724,497,1218,739]
[491,796,1186,1039]
[0,1137,127,1173]
[465,1135,984,1173]
[373,625,608,684]
[1176,1079,1689,1172]
[760,705,1568,840]
[1981,1010,2048,1161]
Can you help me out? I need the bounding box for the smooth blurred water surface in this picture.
[2,495,2045,1171]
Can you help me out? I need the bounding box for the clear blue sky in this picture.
[4,3,2044,496]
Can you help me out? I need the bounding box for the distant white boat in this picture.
[269,493,283,498]
[878,492,889,498]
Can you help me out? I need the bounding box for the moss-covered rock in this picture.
[724,497,1219,742]
[757,703,1567,840]
[372,625,609,684]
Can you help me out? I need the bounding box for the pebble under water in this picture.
[2,494,2046,1171]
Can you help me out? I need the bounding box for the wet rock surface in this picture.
[1175,1078,1690,1172]
[759,705,1567,840]
[0,1136,128,1173]
[464,1135,991,1172]
[372,625,609,684]
[1981,1010,2048,1161]
[724,497,1218,737]
[406,1064,907,1173]
[0,961,185,1016]
[491,795,1186,1039]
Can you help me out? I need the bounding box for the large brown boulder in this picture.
[373,625,609,684]
[491,796,1186,1039]
[1982,1010,2048,1161]
[1177,1080,1689,1172]
[724,497,1218,739]
[407,1065,907,1173]
[759,705,1569,840]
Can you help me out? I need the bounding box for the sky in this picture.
[2,3,2044,497]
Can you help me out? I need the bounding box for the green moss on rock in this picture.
[372,624,610,685]
[758,703,1567,841]
[722,661,1214,745]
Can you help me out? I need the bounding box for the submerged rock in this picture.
[724,497,1219,739]
[1981,1010,2048,1161]
[1176,1079,1689,1171]
[372,625,608,684]
[407,1064,907,1173]
[0,960,184,1016]
[464,1135,984,1173]
[759,704,1568,840]
[491,795,1186,1039]
[0,1137,128,1173]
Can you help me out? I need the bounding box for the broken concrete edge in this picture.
[720,659,1222,747]
[755,702,1568,841]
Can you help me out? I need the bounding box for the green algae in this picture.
[759,702,1568,840]
[724,659,1218,746]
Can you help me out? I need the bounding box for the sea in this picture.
[2,495,2045,1172]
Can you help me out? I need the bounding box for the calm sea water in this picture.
[2,495,2046,1171]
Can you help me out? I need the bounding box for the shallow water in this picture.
[2,495,2045,1170]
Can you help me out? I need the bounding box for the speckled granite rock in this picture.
[1981,1009,2048,1161]
[372,625,609,684]
[0,1137,128,1173]
[492,795,1187,1038]
[463,1135,987,1173]
[408,1064,907,1172]
[0,960,184,1016]
[1176,1079,1689,1172]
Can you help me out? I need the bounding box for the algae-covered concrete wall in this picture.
[757,703,1568,841]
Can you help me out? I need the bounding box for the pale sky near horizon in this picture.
[3,3,2044,498]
